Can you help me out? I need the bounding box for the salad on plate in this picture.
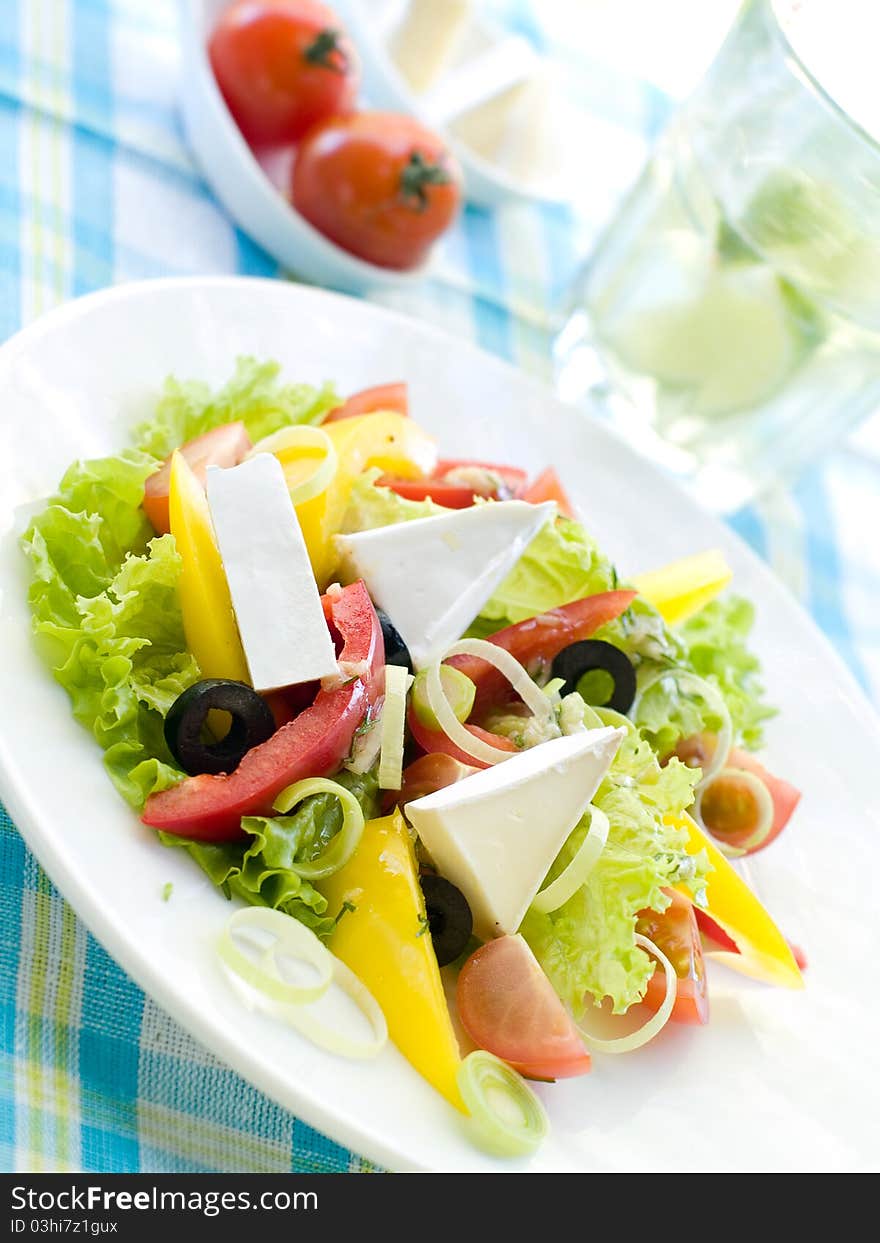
[21,358,804,1158]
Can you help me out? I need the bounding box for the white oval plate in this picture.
[1,278,878,1173]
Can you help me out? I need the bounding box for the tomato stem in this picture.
[399,151,452,211]
[304,28,348,73]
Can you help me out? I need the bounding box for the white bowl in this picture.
[179,0,432,294]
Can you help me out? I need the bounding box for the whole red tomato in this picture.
[291,112,462,269]
[209,0,359,146]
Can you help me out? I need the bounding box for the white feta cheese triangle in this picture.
[405,727,624,939]
[335,500,554,668]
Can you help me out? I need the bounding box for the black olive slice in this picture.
[376,606,413,672]
[420,874,473,967]
[164,679,276,776]
[550,639,637,715]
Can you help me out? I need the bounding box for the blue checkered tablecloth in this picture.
[1,0,878,1173]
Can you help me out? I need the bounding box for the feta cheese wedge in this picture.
[206,454,338,692]
[335,500,554,669]
[405,727,624,939]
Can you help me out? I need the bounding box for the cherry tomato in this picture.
[143,422,252,535]
[380,460,529,508]
[457,935,591,1082]
[209,0,359,146]
[291,112,462,270]
[324,382,408,423]
[520,467,576,519]
[407,707,516,770]
[637,889,709,1025]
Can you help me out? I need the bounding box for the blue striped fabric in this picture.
[0,0,878,1174]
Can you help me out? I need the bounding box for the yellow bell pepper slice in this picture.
[634,550,733,625]
[320,810,464,1110]
[169,450,248,683]
[324,410,437,477]
[673,811,803,989]
[297,412,437,587]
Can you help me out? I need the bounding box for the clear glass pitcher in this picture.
[555,0,880,511]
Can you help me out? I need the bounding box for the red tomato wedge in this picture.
[520,467,576,519]
[670,736,800,855]
[714,747,801,854]
[380,460,528,508]
[637,890,709,1025]
[407,707,516,770]
[323,382,408,423]
[448,590,636,716]
[675,736,801,855]
[142,581,382,841]
[694,907,808,971]
[398,753,478,804]
[693,907,739,953]
[667,731,717,769]
[262,682,320,731]
[143,422,252,535]
[457,935,591,1081]
[788,941,809,972]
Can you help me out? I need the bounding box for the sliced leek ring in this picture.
[576,933,676,1054]
[530,806,610,913]
[218,907,333,1006]
[694,764,775,858]
[272,777,365,880]
[426,639,557,766]
[248,426,338,505]
[458,1051,548,1158]
[219,907,388,1060]
[378,664,414,790]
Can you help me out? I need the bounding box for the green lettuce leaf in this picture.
[521,721,704,1014]
[161,768,381,938]
[678,596,775,748]
[633,596,774,756]
[133,356,338,459]
[478,516,618,626]
[21,454,195,809]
